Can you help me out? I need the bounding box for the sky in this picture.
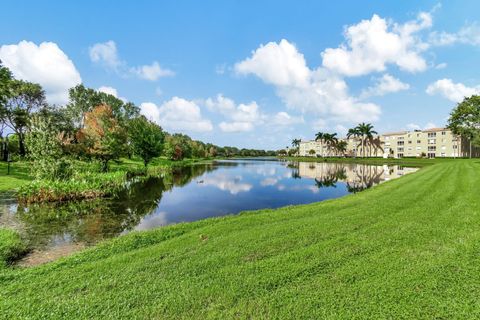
[1,0,480,150]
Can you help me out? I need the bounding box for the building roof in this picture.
[383,131,409,136]
[422,127,447,132]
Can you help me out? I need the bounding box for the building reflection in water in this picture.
[296,162,418,193]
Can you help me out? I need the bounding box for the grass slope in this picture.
[0,161,32,192]
[0,228,26,269]
[1,160,480,318]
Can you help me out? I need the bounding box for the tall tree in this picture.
[447,95,480,158]
[3,80,46,156]
[355,123,377,157]
[129,116,165,167]
[347,127,361,158]
[78,104,128,171]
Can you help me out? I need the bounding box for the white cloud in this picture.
[235,39,310,87]
[271,111,304,126]
[435,62,447,69]
[429,23,480,46]
[360,74,410,98]
[0,41,82,105]
[89,40,174,81]
[97,86,118,97]
[406,122,439,131]
[219,121,254,132]
[201,174,252,194]
[406,123,421,131]
[260,177,278,186]
[89,41,121,70]
[140,97,213,132]
[234,40,381,124]
[426,78,479,102]
[131,61,174,81]
[321,12,431,76]
[206,94,264,132]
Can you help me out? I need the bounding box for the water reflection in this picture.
[0,160,417,258]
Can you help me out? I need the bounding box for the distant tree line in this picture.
[0,61,275,178]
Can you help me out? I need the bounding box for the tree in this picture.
[335,140,348,157]
[129,116,165,167]
[355,123,377,157]
[78,104,128,171]
[322,133,338,157]
[315,132,325,157]
[25,114,72,180]
[447,95,480,158]
[308,149,316,156]
[65,84,139,130]
[347,128,361,158]
[3,80,46,156]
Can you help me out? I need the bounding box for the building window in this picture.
[453,145,458,149]
[398,153,404,158]
[428,139,436,144]
[397,147,404,152]
[441,131,446,135]
[428,132,436,138]
[398,137,404,140]
[417,140,421,144]
[428,146,436,151]
[408,140,412,144]
[417,133,421,137]
[397,141,404,146]
[428,152,436,158]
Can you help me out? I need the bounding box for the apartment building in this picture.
[298,128,480,158]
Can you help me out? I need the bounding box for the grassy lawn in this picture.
[0,157,211,194]
[1,159,480,318]
[0,161,32,192]
[281,156,459,167]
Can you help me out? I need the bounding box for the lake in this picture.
[0,159,417,264]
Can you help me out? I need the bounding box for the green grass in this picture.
[0,228,26,269]
[0,157,212,194]
[1,159,480,318]
[281,156,460,167]
[0,161,32,192]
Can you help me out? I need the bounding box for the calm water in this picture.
[0,160,417,256]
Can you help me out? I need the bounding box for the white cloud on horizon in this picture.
[426,78,479,102]
[0,40,82,105]
[140,97,213,132]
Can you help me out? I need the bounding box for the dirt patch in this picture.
[17,242,86,267]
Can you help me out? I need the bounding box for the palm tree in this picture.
[347,128,361,158]
[323,133,338,157]
[315,132,325,157]
[355,123,377,157]
[291,138,301,156]
[335,140,348,157]
[291,138,301,148]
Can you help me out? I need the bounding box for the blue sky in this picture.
[1,1,480,149]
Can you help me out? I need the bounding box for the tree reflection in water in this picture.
[14,163,217,250]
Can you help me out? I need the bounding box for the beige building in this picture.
[299,128,480,158]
